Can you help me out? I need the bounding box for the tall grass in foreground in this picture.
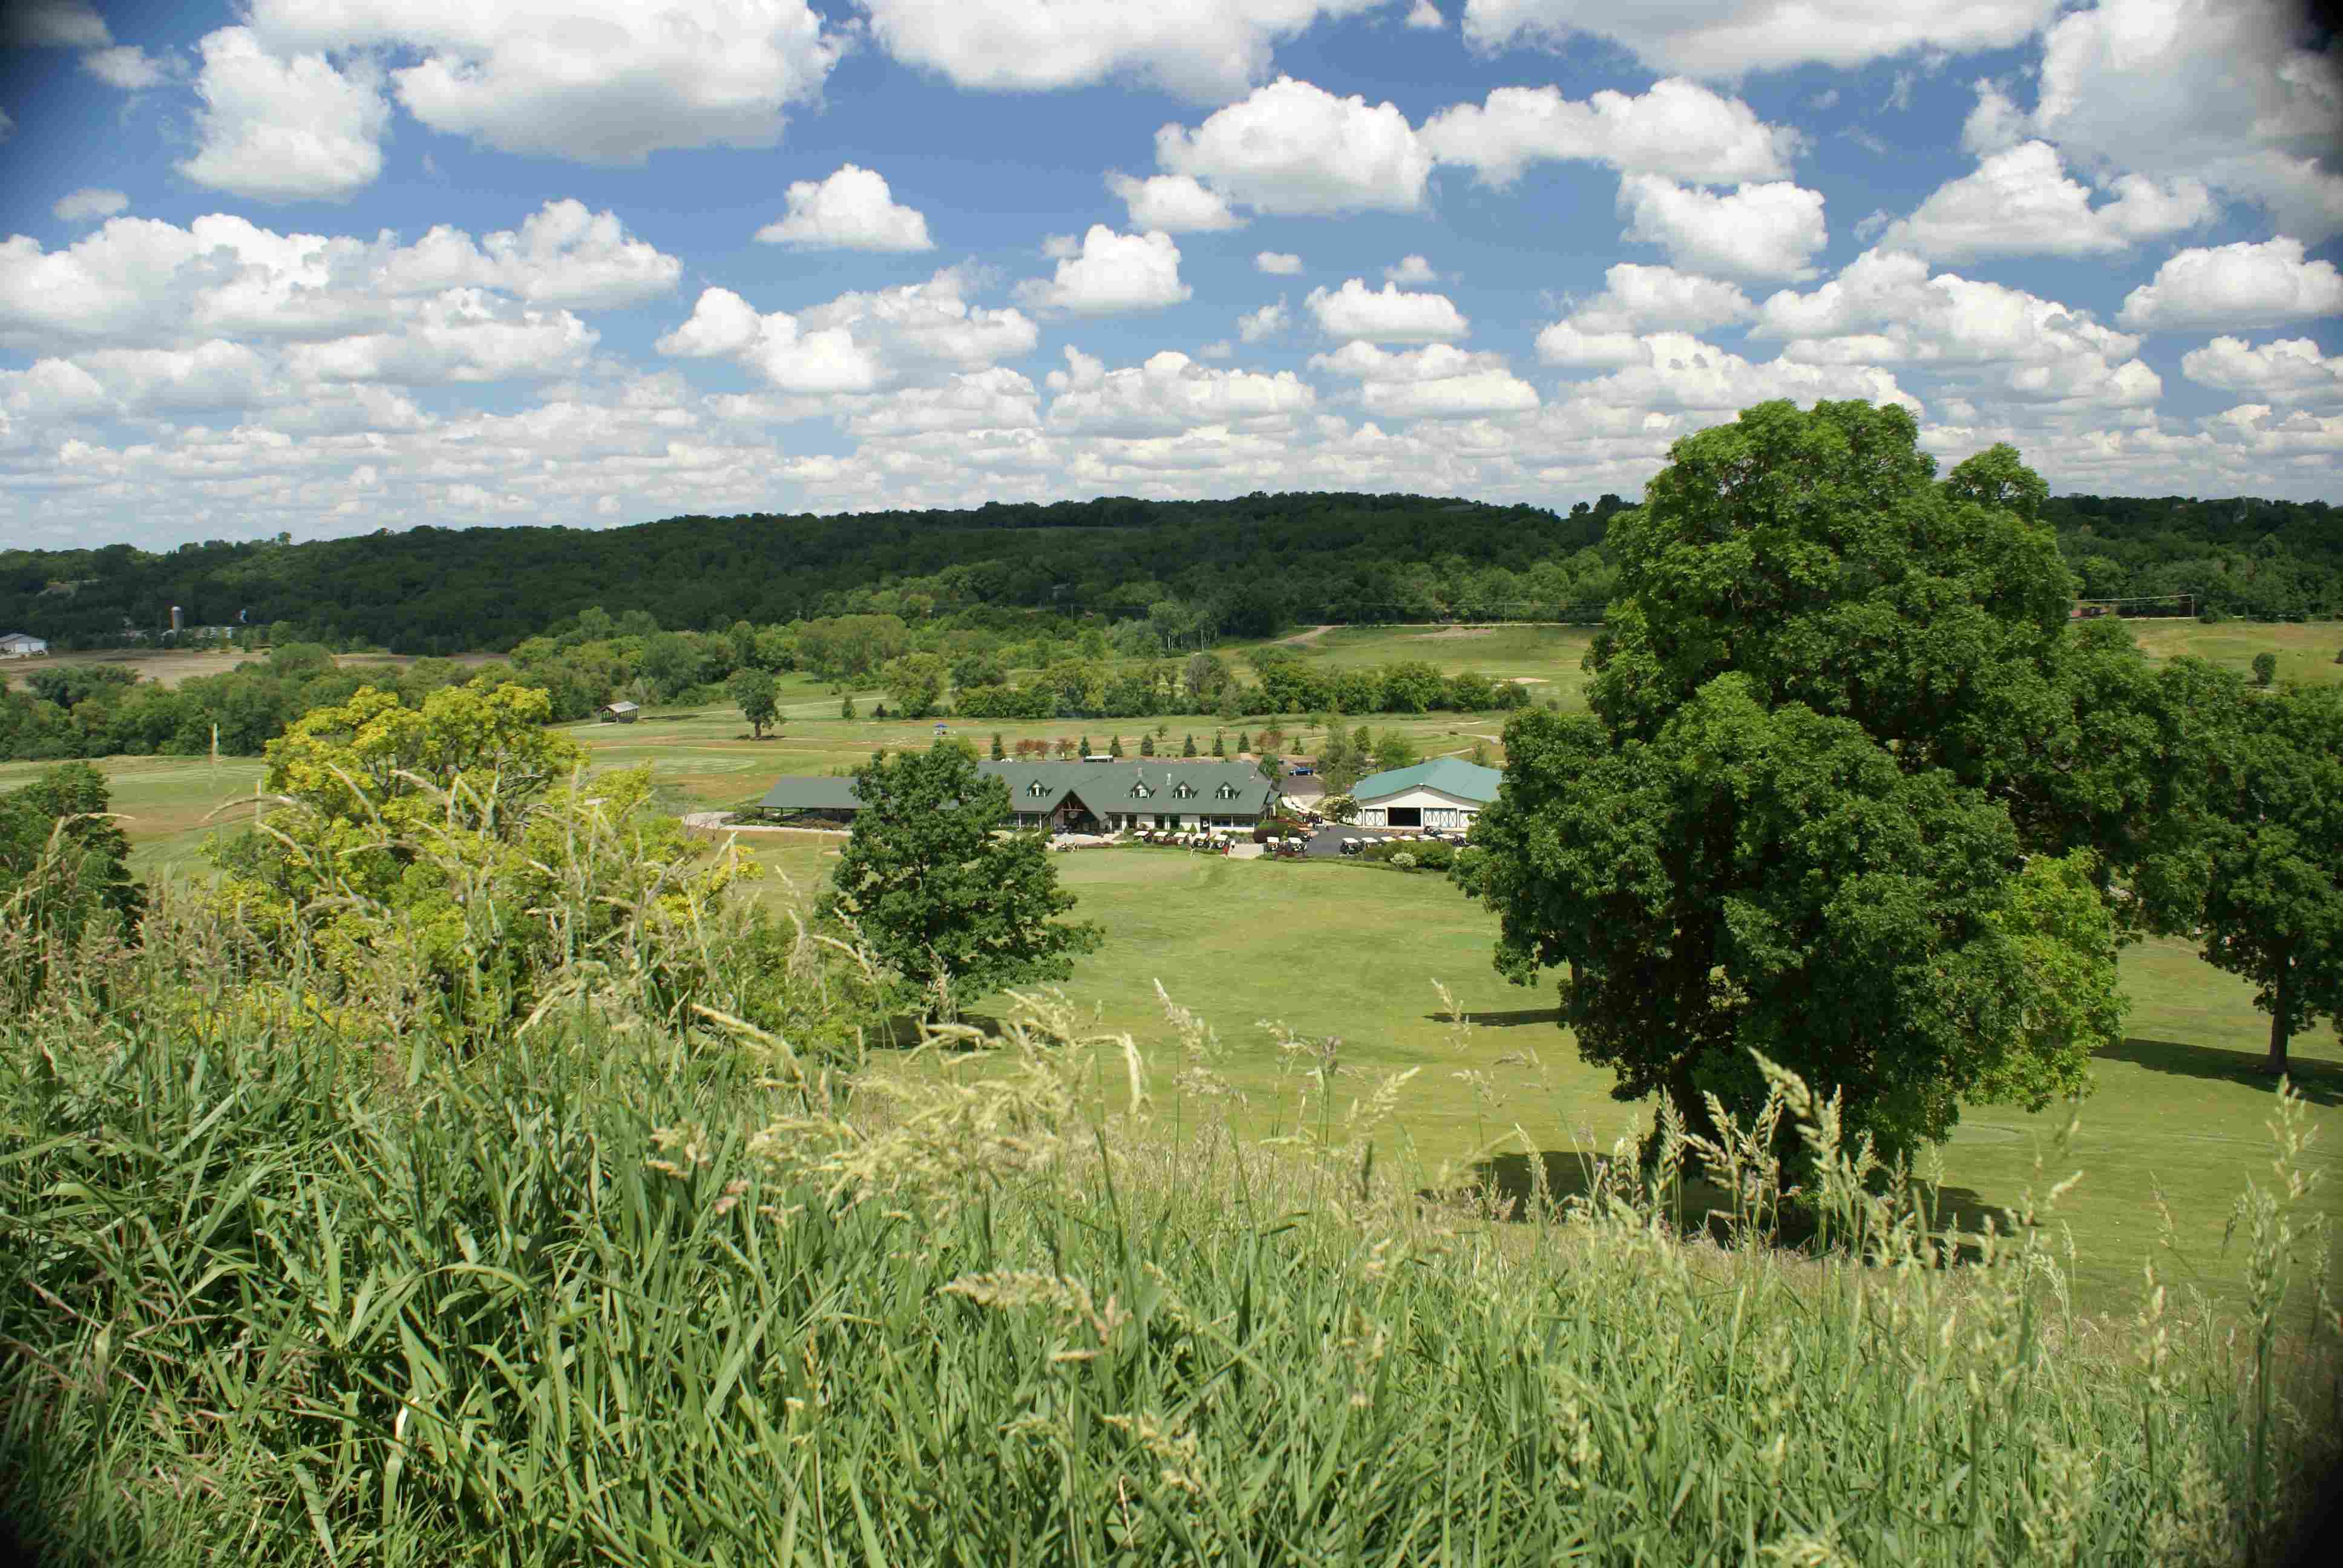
[3,872,2339,1563]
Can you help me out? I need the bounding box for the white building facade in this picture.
[0,632,48,658]
[1349,758,1502,831]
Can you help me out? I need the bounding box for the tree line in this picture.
[10,484,2336,662]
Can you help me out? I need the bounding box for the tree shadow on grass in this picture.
[865,1011,1011,1051]
[1420,1007,1563,1029]
[1458,1148,2016,1265]
[2097,1036,2342,1108]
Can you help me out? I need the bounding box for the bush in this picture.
[2253,651,2278,686]
[1250,816,1309,843]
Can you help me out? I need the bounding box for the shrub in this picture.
[2253,651,2278,686]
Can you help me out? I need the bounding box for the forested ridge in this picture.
[8,486,2334,655]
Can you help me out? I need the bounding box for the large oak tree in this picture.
[1465,401,2130,1165]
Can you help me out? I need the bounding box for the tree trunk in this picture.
[2265,955,2292,1076]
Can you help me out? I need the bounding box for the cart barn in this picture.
[598,701,640,724]
[0,632,48,659]
[1351,757,1501,831]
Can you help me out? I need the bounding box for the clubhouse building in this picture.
[758,759,1280,835]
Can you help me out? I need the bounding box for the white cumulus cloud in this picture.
[1384,255,1440,284]
[1617,176,1828,280]
[1309,341,1541,419]
[1044,346,1316,436]
[1881,142,2217,262]
[2031,0,2343,239]
[1107,173,1245,232]
[756,165,936,251]
[1015,227,1191,315]
[1421,77,1801,187]
[2117,238,2343,332]
[179,27,392,202]
[82,45,169,91]
[1458,1,2060,77]
[1305,278,1469,342]
[1237,298,1291,341]
[51,188,129,224]
[1155,77,1432,216]
[1256,251,1304,274]
[242,0,844,163]
[854,0,1384,102]
[2180,337,2343,405]
[660,269,1038,397]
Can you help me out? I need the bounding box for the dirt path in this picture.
[681,811,847,838]
[1276,624,1337,646]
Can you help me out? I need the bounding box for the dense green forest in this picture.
[7,489,2338,659]
[0,493,1627,655]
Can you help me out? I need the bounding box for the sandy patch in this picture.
[1412,627,1496,641]
[1507,676,1550,684]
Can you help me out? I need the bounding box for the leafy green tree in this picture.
[825,744,1102,1018]
[991,732,1006,760]
[2252,651,2278,687]
[841,693,857,719]
[1371,731,1418,774]
[1079,735,1093,756]
[1236,730,1251,754]
[1211,730,1226,757]
[2195,684,2343,1074]
[727,668,780,739]
[1467,403,2122,1165]
[1140,733,1156,757]
[1182,733,1198,757]
[1108,734,1123,758]
[882,653,948,719]
[1474,681,2109,1164]
[0,762,144,1007]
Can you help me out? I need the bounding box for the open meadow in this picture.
[8,615,2338,1321]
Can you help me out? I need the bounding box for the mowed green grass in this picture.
[727,843,2338,1316]
[2128,616,2343,687]
[1231,622,1601,710]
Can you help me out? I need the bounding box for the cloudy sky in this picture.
[1,1,2339,551]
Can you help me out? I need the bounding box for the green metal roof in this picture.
[1351,757,1503,805]
[756,760,1278,818]
[756,776,866,811]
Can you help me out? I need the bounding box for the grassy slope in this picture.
[7,616,2337,1313]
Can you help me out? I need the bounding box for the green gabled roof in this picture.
[758,760,1280,818]
[981,760,1275,814]
[1351,757,1503,805]
[756,776,865,811]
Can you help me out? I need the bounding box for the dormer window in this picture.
[1129,783,1150,799]
[1215,783,1236,800]
[1027,781,1047,797]
[1173,782,1194,799]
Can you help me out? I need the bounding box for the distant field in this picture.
[10,648,502,688]
[2127,616,2343,686]
[1231,622,1601,709]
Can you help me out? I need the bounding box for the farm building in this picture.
[757,760,1280,834]
[599,701,640,724]
[0,632,49,659]
[1350,757,1501,831]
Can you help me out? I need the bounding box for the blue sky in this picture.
[2,1,2339,550]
